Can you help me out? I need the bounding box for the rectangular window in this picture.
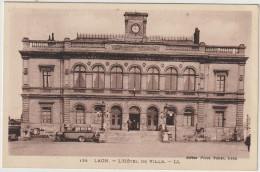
[39,65,54,88]
[215,111,225,127]
[42,107,51,123]
[43,71,51,87]
[216,75,225,92]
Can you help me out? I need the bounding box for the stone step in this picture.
[104,131,161,143]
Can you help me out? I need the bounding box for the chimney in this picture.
[52,33,54,41]
[48,35,51,41]
[194,27,200,44]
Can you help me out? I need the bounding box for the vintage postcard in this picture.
[2,2,258,171]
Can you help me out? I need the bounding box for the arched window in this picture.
[75,105,85,124]
[165,67,178,90]
[147,67,159,90]
[184,68,196,91]
[129,66,141,90]
[111,66,123,89]
[73,65,86,88]
[166,107,177,126]
[184,107,195,126]
[93,65,105,89]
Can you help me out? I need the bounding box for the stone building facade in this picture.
[19,12,248,141]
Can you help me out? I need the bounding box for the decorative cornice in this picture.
[38,65,55,72]
[213,69,229,76]
[212,106,228,109]
[19,50,248,64]
[39,102,54,104]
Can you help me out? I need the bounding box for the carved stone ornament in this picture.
[142,63,146,67]
[106,62,110,66]
[87,62,91,66]
[239,75,243,81]
[161,64,165,68]
[65,69,69,75]
[23,68,28,75]
[179,64,183,68]
[124,62,128,67]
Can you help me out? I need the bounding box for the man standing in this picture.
[127,118,132,131]
[244,134,251,152]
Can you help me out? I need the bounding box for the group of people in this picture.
[127,118,139,131]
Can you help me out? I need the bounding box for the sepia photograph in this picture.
[2,2,258,171]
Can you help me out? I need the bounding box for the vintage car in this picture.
[8,133,18,141]
[55,130,100,142]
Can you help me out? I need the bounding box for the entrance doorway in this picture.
[147,107,159,131]
[129,114,140,130]
[129,106,141,131]
[110,106,122,130]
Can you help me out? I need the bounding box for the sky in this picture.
[3,3,256,120]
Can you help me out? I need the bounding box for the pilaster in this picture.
[63,98,70,124]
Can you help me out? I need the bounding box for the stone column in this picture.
[197,101,205,128]
[64,59,70,87]
[122,111,128,131]
[140,113,147,131]
[86,73,92,89]
[236,102,244,140]
[123,73,128,90]
[238,64,245,91]
[142,74,147,90]
[199,63,205,90]
[20,95,30,139]
[22,95,30,123]
[160,75,165,91]
[63,98,70,124]
[105,72,110,89]
[178,75,184,91]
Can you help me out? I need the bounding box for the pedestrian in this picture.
[127,118,132,131]
[133,119,136,130]
[244,134,251,152]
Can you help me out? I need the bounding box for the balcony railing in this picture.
[21,37,246,55]
[29,40,64,48]
[205,45,241,54]
[147,35,193,41]
[165,45,199,52]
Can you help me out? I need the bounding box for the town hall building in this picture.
[19,12,248,141]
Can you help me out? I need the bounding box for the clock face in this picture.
[131,24,140,33]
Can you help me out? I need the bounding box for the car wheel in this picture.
[55,136,62,142]
[78,136,85,142]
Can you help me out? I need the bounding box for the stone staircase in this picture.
[104,130,161,143]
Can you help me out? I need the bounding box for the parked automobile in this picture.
[8,133,18,141]
[55,130,100,142]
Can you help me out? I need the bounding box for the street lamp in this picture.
[161,103,177,141]
[96,101,109,131]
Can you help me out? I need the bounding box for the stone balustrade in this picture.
[22,37,246,55]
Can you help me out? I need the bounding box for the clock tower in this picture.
[124,12,148,42]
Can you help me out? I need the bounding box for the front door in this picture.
[129,114,140,130]
[110,106,122,130]
[147,107,158,131]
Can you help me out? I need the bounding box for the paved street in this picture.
[8,140,249,158]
